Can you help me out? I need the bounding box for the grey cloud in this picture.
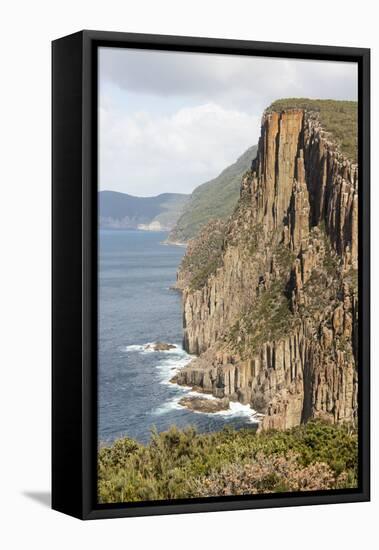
[99,47,358,113]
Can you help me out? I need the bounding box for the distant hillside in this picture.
[168,145,257,243]
[99,191,189,231]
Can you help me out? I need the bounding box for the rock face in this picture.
[178,395,230,413]
[146,342,176,351]
[176,106,358,431]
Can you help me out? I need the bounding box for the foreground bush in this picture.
[193,452,349,496]
[98,421,358,503]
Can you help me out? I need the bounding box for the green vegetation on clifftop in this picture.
[269,98,357,162]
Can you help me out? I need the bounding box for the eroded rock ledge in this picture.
[178,395,230,413]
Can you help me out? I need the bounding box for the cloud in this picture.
[99,102,260,195]
[98,48,357,195]
[99,48,358,113]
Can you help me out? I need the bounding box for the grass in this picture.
[180,220,226,291]
[268,98,358,162]
[228,278,294,356]
[298,226,342,318]
[229,245,296,356]
[98,420,358,503]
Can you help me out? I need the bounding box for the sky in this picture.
[99,48,357,197]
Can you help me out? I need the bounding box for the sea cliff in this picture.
[174,101,358,431]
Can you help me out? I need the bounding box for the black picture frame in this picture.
[52,30,370,520]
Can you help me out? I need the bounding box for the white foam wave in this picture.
[124,341,261,424]
[122,343,154,353]
[213,401,261,423]
[152,395,183,415]
[155,368,260,424]
[122,341,195,386]
[158,357,192,384]
[155,393,260,423]
[121,342,189,356]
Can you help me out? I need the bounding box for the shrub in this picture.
[192,452,339,496]
[98,420,358,503]
[179,220,226,290]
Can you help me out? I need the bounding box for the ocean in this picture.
[98,229,258,444]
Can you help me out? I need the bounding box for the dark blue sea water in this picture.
[98,229,257,444]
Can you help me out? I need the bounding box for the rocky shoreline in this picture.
[145,342,176,352]
[137,340,256,419]
[169,353,258,418]
[178,395,230,413]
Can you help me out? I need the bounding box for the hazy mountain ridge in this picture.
[99,191,189,231]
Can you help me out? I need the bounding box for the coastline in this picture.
[161,239,188,247]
